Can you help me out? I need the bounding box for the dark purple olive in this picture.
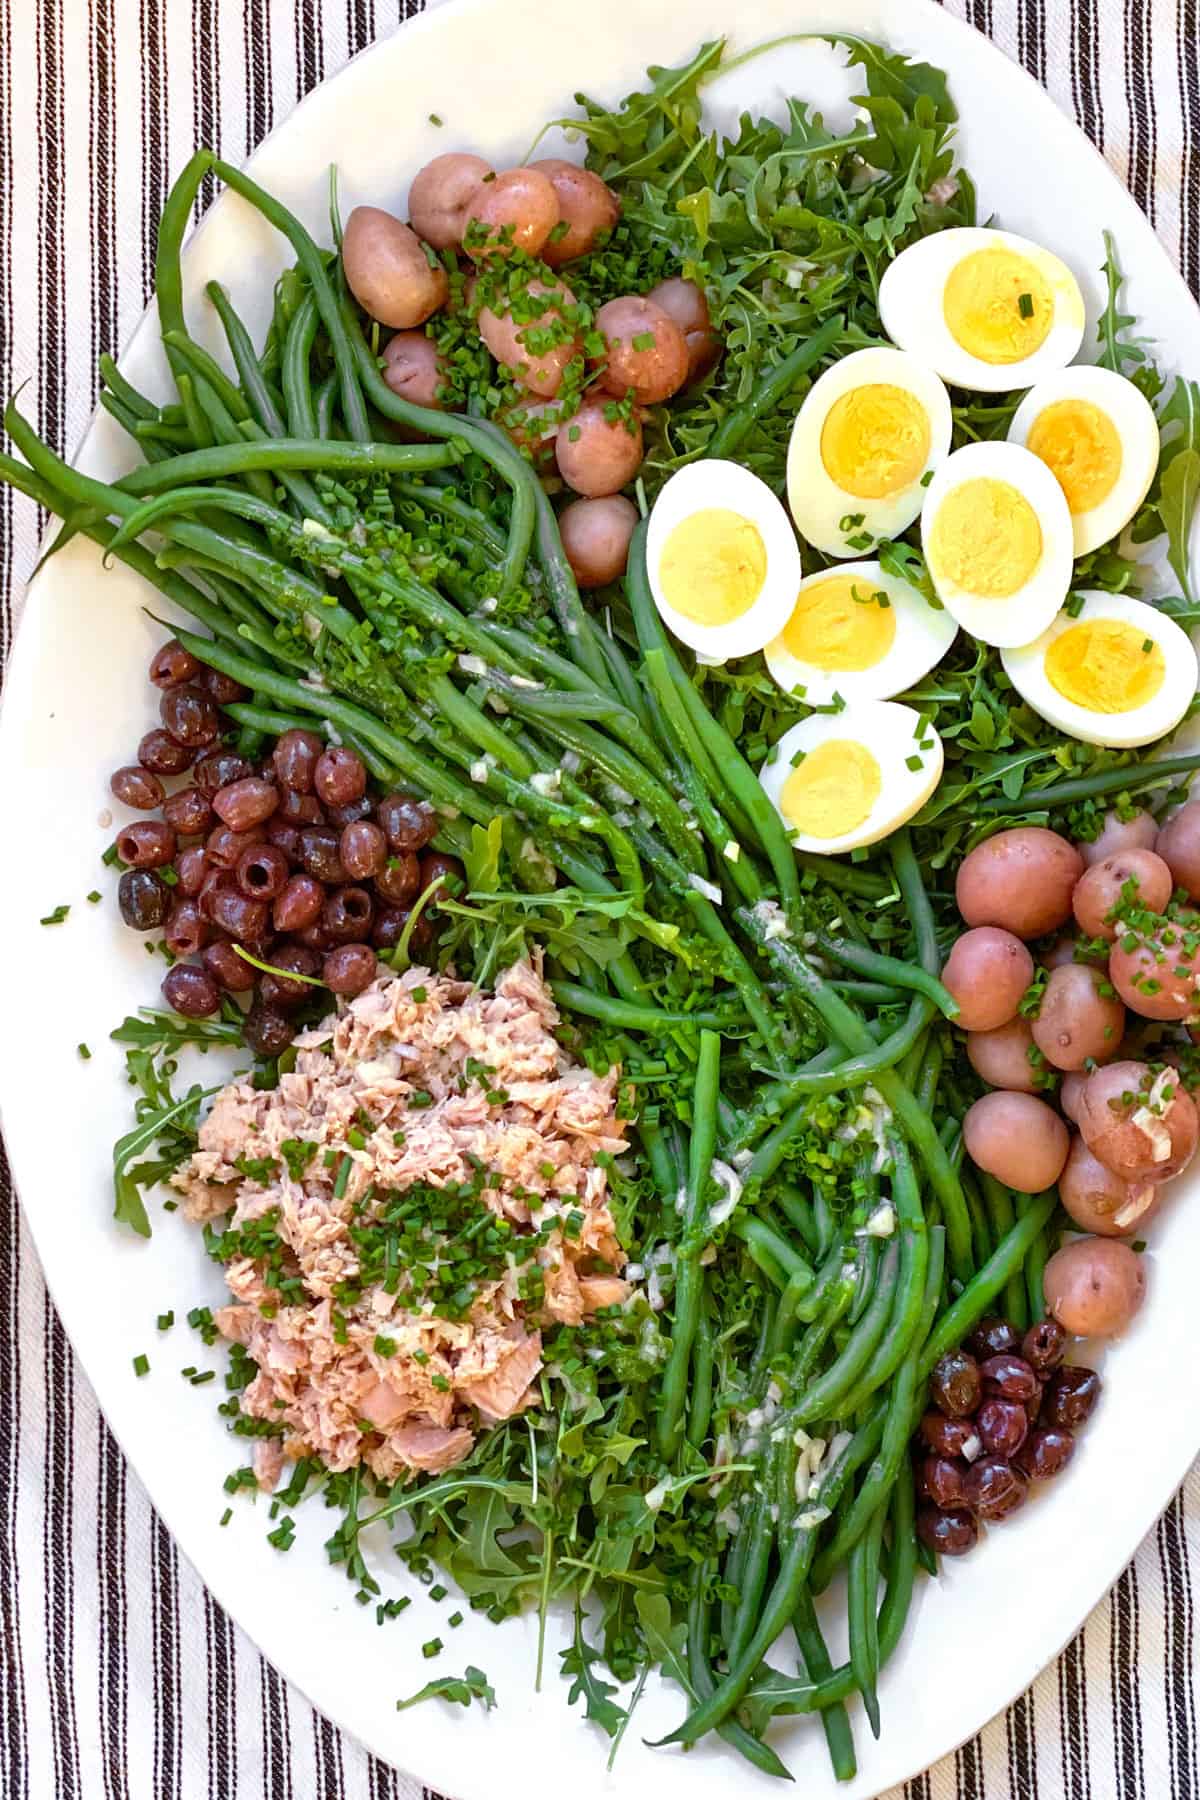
[201,666,247,705]
[1021,1318,1067,1377]
[272,728,324,794]
[206,823,266,872]
[111,765,165,811]
[149,638,202,689]
[1015,1426,1076,1481]
[375,852,422,905]
[213,777,279,831]
[116,819,177,870]
[325,796,374,830]
[418,851,465,898]
[976,1397,1029,1459]
[160,684,219,748]
[264,819,302,865]
[314,746,366,808]
[1026,1382,1046,1426]
[294,918,335,952]
[163,786,214,838]
[162,961,221,1019]
[174,846,208,897]
[1042,1365,1102,1429]
[377,793,437,852]
[340,820,387,881]
[273,874,325,934]
[193,751,254,796]
[207,887,270,946]
[203,939,257,993]
[964,1456,1028,1521]
[916,1504,977,1556]
[299,826,347,885]
[244,1000,295,1058]
[372,903,432,954]
[118,869,168,930]
[919,1410,982,1459]
[163,897,209,958]
[197,870,236,923]
[964,1317,1022,1361]
[323,942,377,995]
[138,728,196,776]
[980,1354,1039,1402]
[930,1349,981,1419]
[323,885,374,942]
[236,842,290,900]
[259,944,322,1010]
[923,1455,967,1510]
[278,788,326,826]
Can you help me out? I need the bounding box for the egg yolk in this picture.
[1026,399,1123,514]
[780,739,882,839]
[943,249,1054,364]
[819,385,932,498]
[780,575,897,671]
[659,509,767,626]
[928,478,1043,597]
[1045,618,1166,713]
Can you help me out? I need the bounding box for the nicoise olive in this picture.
[963,1456,1028,1520]
[161,962,221,1019]
[964,1317,1022,1360]
[1043,1365,1102,1428]
[1021,1317,1067,1376]
[976,1397,1029,1459]
[930,1349,982,1418]
[1016,1426,1076,1481]
[118,869,168,931]
[916,1504,977,1556]
[919,1411,982,1459]
[980,1353,1039,1401]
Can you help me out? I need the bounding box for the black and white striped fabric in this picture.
[1,2,1197,1795]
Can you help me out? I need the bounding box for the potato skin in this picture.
[1060,1071,1087,1124]
[408,151,493,249]
[381,331,446,408]
[962,1090,1070,1191]
[532,159,619,265]
[1076,1059,1198,1183]
[942,926,1033,1031]
[474,276,579,397]
[465,167,559,259]
[1044,1236,1146,1337]
[955,827,1084,939]
[1031,963,1125,1071]
[1155,800,1200,899]
[646,277,723,380]
[342,207,448,328]
[1071,849,1173,941]
[1109,926,1200,1021]
[1059,1136,1161,1236]
[555,398,644,497]
[594,296,689,405]
[965,1016,1039,1092]
[559,495,638,589]
[1079,809,1157,867]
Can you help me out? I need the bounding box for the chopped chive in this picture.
[1017,291,1034,318]
[157,1311,175,1332]
[77,1042,91,1060]
[40,904,70,925]
[132,1354,149,1378]
[219,1508,233,1527]
[86,889,101,904]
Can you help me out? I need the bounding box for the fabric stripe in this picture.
[1180,0,1200,296]
[96,1421,130,1800]
[0,1157,29,1799]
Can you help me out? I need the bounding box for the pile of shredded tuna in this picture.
[172,960,629,1488]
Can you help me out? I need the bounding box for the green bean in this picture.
[1018,1191,1050,1322]
[549,983,745,1033]
[833,1143,931,1418]
[795,1239,898,1425]
[978,751,1200,811]
[792,1582,858,1774]
[132,417,196,447]
[792,1234,848,1328]
[847,1506,883,1738]
[733,1217,812,1288]
[98,352,159,421]
[705,314,843,458]
[161,328,251,425]
[918,1190,1058,1379]
[891,826,940,977]
[106,434,461,501]
[527,473,615,692]
[687,1305,716,1451]
[981,1176,1027,1328]
[813,934,959,1017]
[727,1429,787,1663]
[154,149,213,448]
[282,291,320,438]
[205,280,289,436]
[179,373,278,507]
[685,1567,791,1780]
[795,852,892,899]
[916,1032,944,1113]
[774,1182,820,1258]
[314,370,338,439]
[833,979,903,1004]
[656,1031,721,1460]
[847,1233,881,1326]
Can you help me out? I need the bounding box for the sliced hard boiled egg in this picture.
[764,559,957,705]
[645,459,801,661]
[921,441,1073,648]
[785,347,952,555]
[879,227,1085,393]
[1007,364,1160,556]
[759,701,944,855]
[1001,591,1198,748]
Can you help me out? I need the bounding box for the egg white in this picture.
[1007,364,1160,556]
[1001,591,1198,748]
[785,347,952,555]
[764,559,957,704]
[645,459,802,662]
[758,701,944,855]
[920,440,1074,649]
[879,227,1086,393]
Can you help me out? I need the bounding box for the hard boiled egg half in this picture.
[764,559,957,704]
[786,347,952,556]
[1008,364,1160,556]
[1001,592,1198,748]
[759,701,944,855]
[879,227,1085,392]
[921,441,1073,648]
[645,459,801,661]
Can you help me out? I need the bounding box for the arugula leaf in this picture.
[828,32,957,118]
[396,1666,496,1714]
[113,1081,221,1237]
[632,1591,691,1694]
[463,816,505,893]
[739,1665,818,1736]
[561,1601,627,1739]
[110,1008,244,1050]
[1095,231,1156,383]
[1154,376,1200,602]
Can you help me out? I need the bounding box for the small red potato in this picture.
[962,1091,1070,1192]
[646,276,722,383]
[466,167,559,259]
[555,397,644,497]
[942,926,1034,1031]
[1040,936,1079,970]
[497,397,559,469]
[955,827,1084,939]
[1079,808,1158,867]
[1155,800,1200,899]
[1059,1135,1162,1236]
[594,295,689,405]
[532,158,619,265]
[965,1016,1039,1093]
[1076,1059,1198,1183]
[342,207,448,328]
[1060,1072,1087,1124]
[1031,963,1125,1070]
[474,276,579,397]
[1044,1236,1146,1337]
[381,331,447,407]
[1071,848,1173,941]
[559,495,639,589]
[1109,923,1200,1020]
[408,151,493,249]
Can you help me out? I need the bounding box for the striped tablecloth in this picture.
[1,2,1197,1795]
